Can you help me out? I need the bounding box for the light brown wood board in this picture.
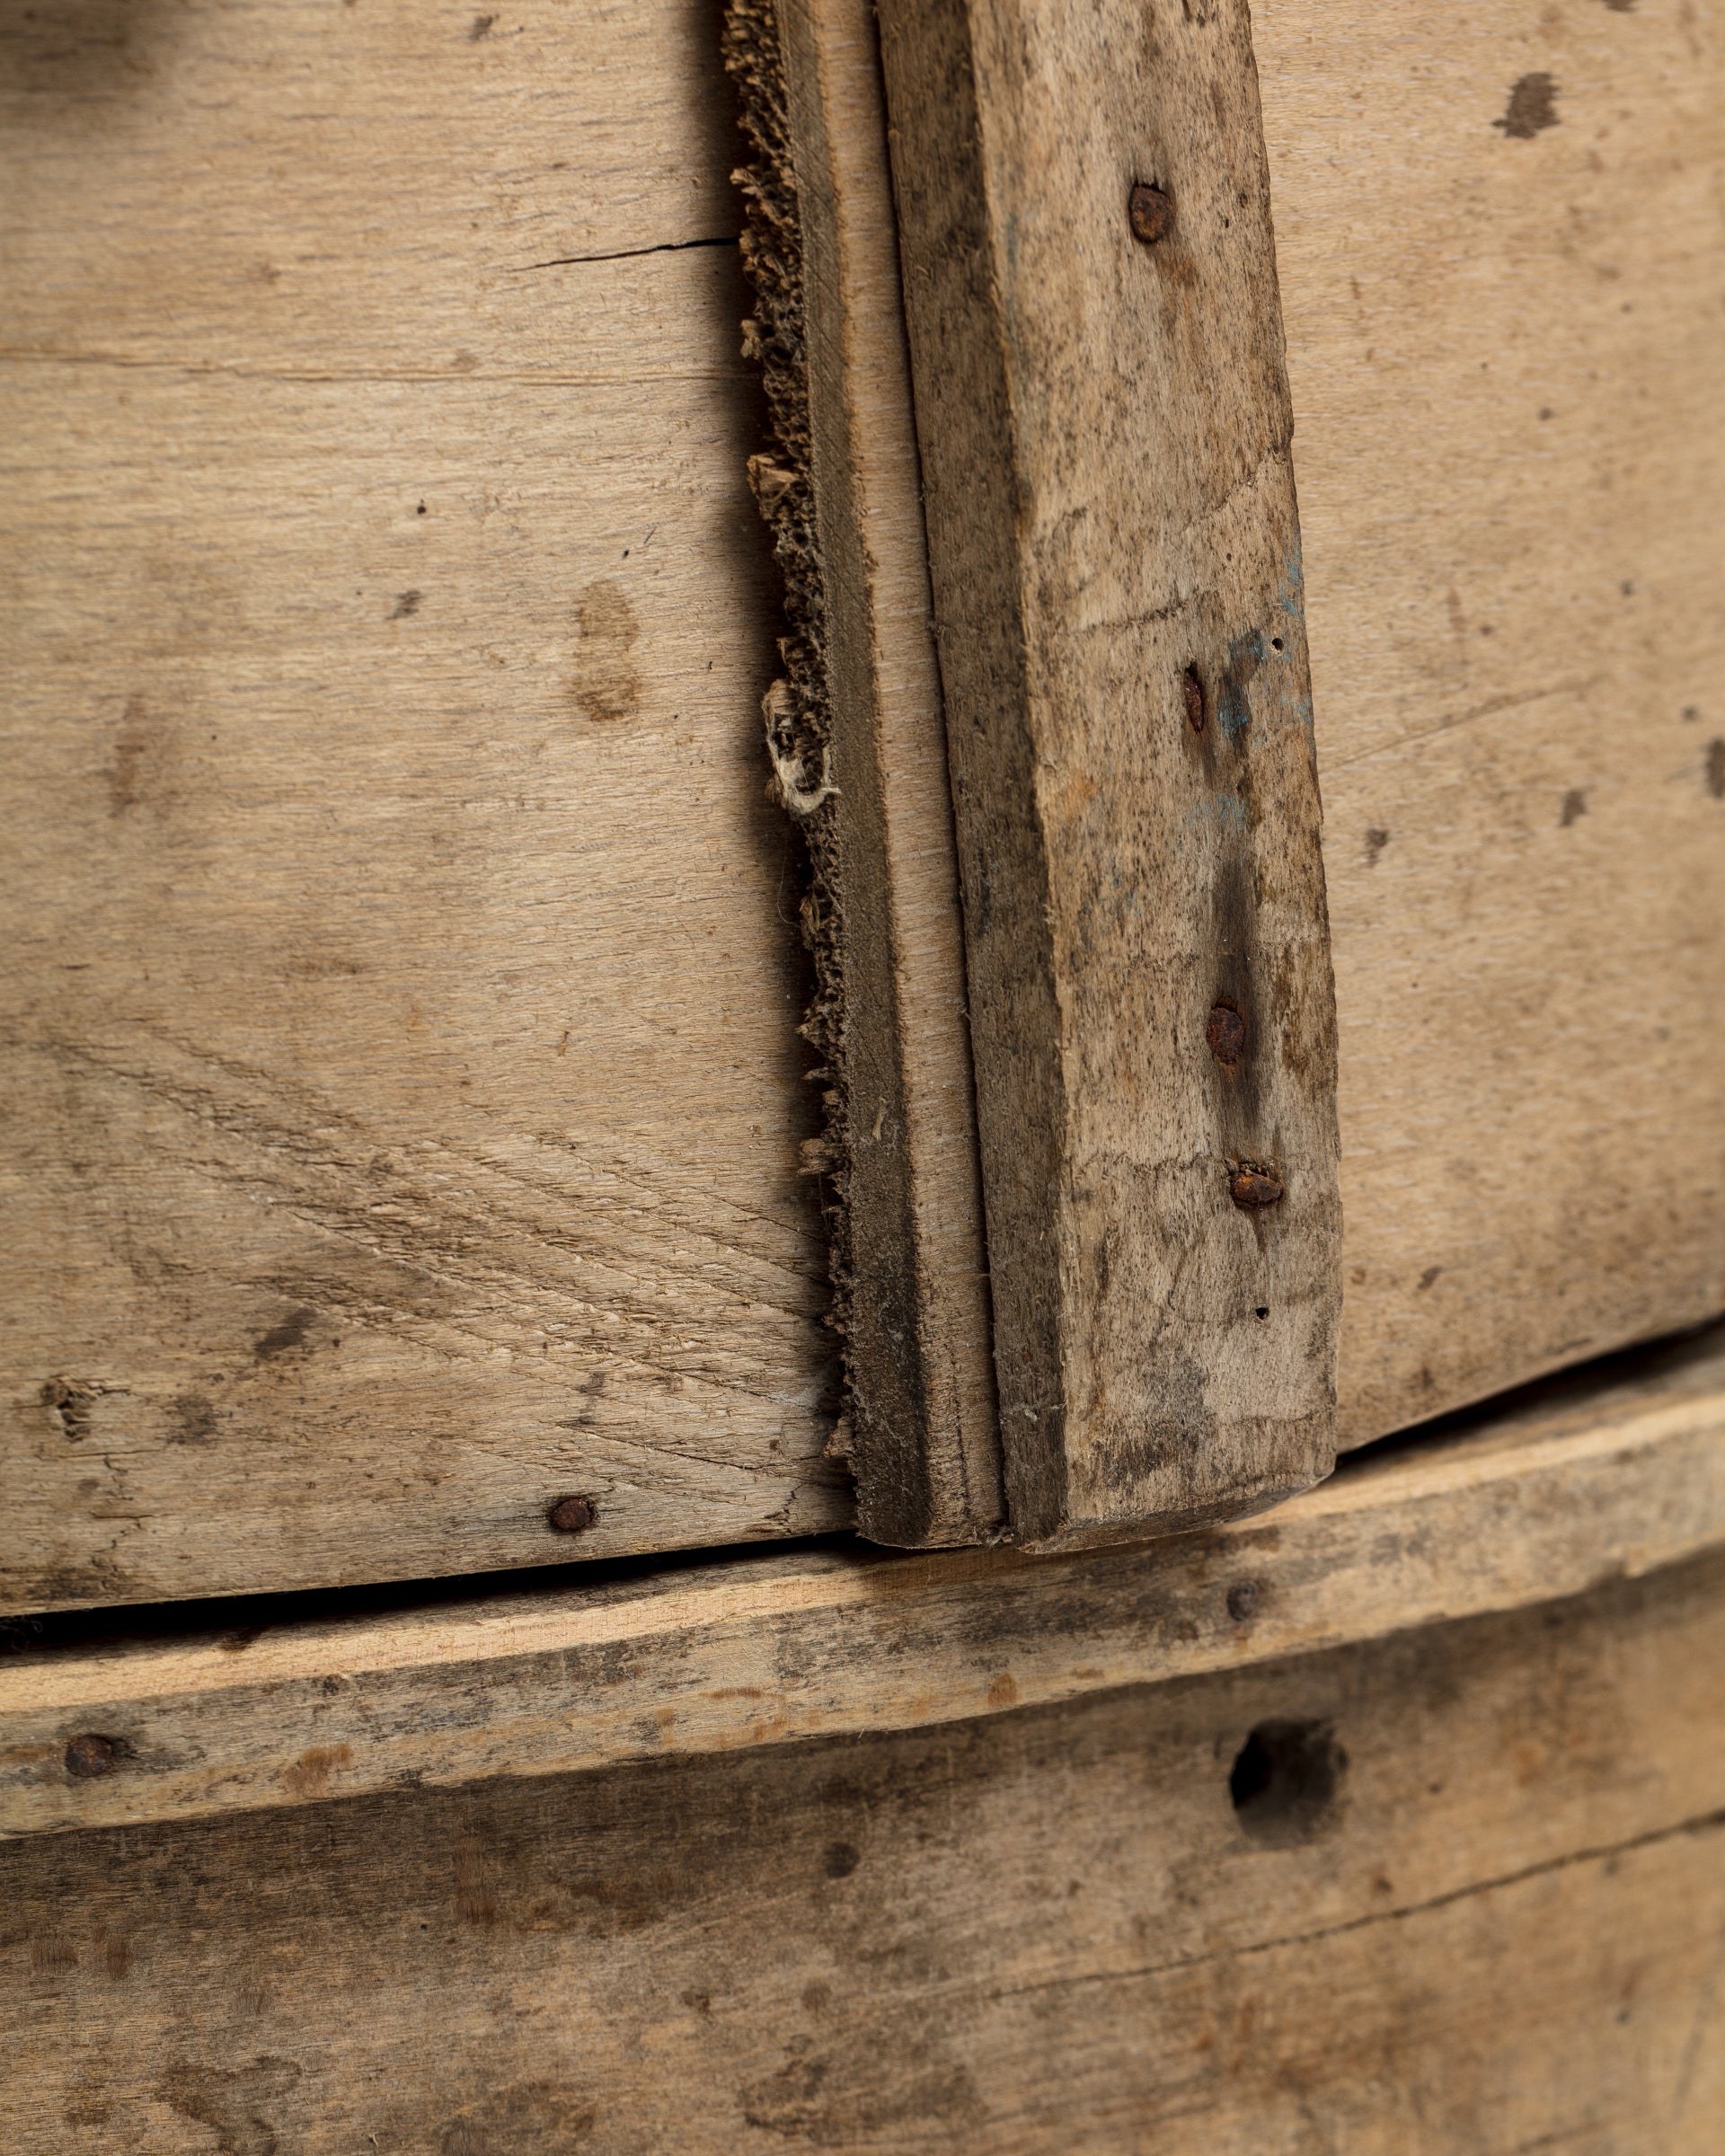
[5,1546,1724,2150]
[4,1324,1722,1840]
[871,0,1345,1545]
[1252,0,1725,1445]
[725,0,1003,1546]
[0,0,853,1614]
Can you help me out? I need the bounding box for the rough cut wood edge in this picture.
[724,0,1003,1545]
[4,1327,1721,1840]
[871,0,1343,1544]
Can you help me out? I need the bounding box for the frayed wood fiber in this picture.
[722,0,1004,1547]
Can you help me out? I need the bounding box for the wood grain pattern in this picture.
[5,1326,1721,1839]
[0,0,850,1614]
[5,1548,1723,2151]
[1252,0,1725,1443]
[727,0,1003,1547]
[872,0,1343,1544]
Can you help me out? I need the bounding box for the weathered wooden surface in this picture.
[872,0,1343,1543]
[0,0,849,1613]
[6,1547,1723,2151]
[1253,0,1725,1442]
[728,0,1002,1547]
[5,1326,1721,1840]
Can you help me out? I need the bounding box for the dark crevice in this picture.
[0,1530,861,1666]
[1329,1313,1725,1483]
[511,234,739,272]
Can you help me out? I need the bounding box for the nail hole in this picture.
[1229,1720,1347,1846]
[1128,181,1175,244]
[1225,1581,1261,1621]
[1206,1002,1246,1065]
[1254,1305,1269,1319]
[1270,636,1284,651]
[65,1733,121,1779]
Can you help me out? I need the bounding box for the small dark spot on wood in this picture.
[1181,664,1206,733]
[1206,1002,1247,1066]
[823,1840,861,1878]
[1539,406,1555,420]
[1495,74,1560,139]
[1128,182,1176,244]
[548,1494,598,1534]
[1230,1720,1346,1845]
[1680,704,1700,722]
[1418,1265,1443,1291]
[1600,0,1634,12]
[468,11,496,36]
[391,589,422,619]
[573,579,641,723]
[253,1307,315,1359]
[1270,636,1284,651]
[1707,739,1725,799]
[1560,788,1588,826]
[1254,1305,1269,1319]
[166,1392,217,1445]
[41,1376,97,1442]
[1365,826,1391,865]
[66,1733,120,1778]
[1226,1581,1261,1621]
[417,500,428,514]
[1229,1167,1284,1210]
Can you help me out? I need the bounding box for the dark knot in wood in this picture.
[1206,1003,1247,1065]
[1181,665,1206,733]
[1230,1167,1285,1210]
[1128,182,1176,244]
[1226,1581,1262,1622]
[547,1494,598,1534]
[65,1733,119,1779]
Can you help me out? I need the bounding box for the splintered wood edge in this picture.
[728,0,1002,1546]
[4,1334,1723,1838]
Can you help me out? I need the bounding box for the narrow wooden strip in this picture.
[870,0,1343,1542]
[768,0,1004,1542]
[4,1331,1721,1838]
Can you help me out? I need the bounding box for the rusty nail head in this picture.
[1181,666,1206,733]
[1230,1167,1285,1210]
[1226,1582,1261,1623]
[1129,182,1175,244]
[65,1733,118,1779]
[548,1494,598,1534]
[1207,1003,1247,1065]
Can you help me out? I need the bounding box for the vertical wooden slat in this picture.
[871,0,1343,1542]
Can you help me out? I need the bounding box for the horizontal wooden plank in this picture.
[0,0,849,1612]
[6,1537,1723,2151]
[4,1325,1721,1837]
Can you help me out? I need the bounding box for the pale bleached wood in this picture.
[1251,0,1725,1444]
[4,1326,1721,1838]
[872,0,1343,1544]
[5,1549,1723,2151]
[0,0,848,1614]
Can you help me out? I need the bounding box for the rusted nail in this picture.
[1129,182,1175,244]
[1230,1167,1285,1210]
[65,1733,118,1779]
[547,1494,598,1534]
[1226,1582,1261,1622]
[1206,1003,1246,1065]
[1181,665,1206,733]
